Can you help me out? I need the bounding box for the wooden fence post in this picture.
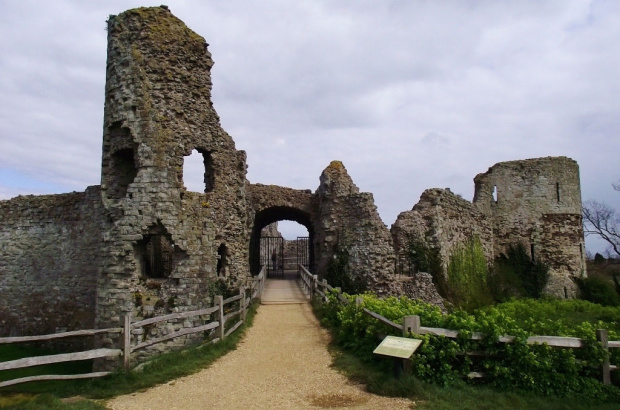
[403,315,421,336]
[240,287,246,323]
[216,295,225,341]
[312,275,318,299]
[322,279,328,301]
[123,314,131,371]
[597,329,610,385]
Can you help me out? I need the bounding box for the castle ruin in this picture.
[0,7,585,361]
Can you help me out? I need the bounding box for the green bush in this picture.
[489,243,549,300]
[319,292,620,400]
[446,237,492,311]
[408,236,441,275]
[407,235,446,295]
[325,243,366,295]
[578,277,620,307]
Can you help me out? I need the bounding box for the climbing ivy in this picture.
[489,243,550,301]
[325,242,367,295]
[446,237,493,311]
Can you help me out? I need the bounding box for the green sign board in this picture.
[373,336,422,359]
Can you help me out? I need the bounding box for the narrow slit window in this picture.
[217,243,227,277]
[556,182,561,202]
[530,244,535,262]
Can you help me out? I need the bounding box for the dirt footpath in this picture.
[106,303,413,409]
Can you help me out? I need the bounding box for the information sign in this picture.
[373,336,422,359]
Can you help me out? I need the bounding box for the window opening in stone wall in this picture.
[556,182,561,202]
[217,243,227,277]
[182,149,214,193]
[109,148,137,199]
[492,185,498,203]
[136,234,174,278]
[530,243,535,262]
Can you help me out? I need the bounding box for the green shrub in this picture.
[578,277,620,307]
[319,292,620,400]
[490,243,549,300]
[325,243,366,295]
[408,236,441,275]
[407,235,446,294]
[446,237,492,311]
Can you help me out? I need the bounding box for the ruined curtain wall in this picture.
[392,188,494,276]
[315,161,397,295]
[0,187,106,338]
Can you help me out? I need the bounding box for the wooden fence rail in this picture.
[299,265,619,386]
[0,267,266,388]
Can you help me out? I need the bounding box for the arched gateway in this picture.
[247,184,317,275]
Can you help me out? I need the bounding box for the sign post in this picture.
[373,336,422,378]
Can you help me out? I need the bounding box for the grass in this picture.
[0,303,258,408]
[0,345,94,396]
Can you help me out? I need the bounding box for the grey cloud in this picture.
[1,0,619,251]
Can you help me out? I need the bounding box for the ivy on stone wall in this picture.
[489,243,549,301]
[446,237,492,311]
[325,242,367,295]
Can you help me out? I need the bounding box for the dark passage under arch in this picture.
[249,206,315,276]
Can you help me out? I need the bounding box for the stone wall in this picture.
[392,188,494,276]
[0,187,106,342]
[473,156,585,296]
[399,273,445,310]
[95,6,252,365]
[315,161,398,295]
[392,156,585,299]
[0,6,589,366]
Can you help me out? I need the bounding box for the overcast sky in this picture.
[0,0,618,253]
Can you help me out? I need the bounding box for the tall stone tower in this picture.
[473,156,586,296]
[97,6,250,360]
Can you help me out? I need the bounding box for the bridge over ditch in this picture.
[260,270,309,305]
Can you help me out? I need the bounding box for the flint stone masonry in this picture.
[0,187,106,343]
[315,161,399,296]
[0,7,410,364]
[0,7,587,365]
[392,156,585,298]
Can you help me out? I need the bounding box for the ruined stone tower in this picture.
[472,157,585,296]
[392,156,585,298]
[96,6,251,356]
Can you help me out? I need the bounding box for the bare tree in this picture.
[583,181,620,258]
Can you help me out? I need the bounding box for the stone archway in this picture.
[250,206,315,276]
[248,184,317,275]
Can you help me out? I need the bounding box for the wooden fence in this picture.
[299,265,619,385]
[0,267,266,388]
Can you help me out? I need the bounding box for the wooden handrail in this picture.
[0,372,113,389]
[0,328,122,344]
[0,348,121,371]
[132,307,219,328]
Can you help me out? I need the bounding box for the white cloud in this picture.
[1,0,619,254]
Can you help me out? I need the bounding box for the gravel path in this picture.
[106,303,413,409]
